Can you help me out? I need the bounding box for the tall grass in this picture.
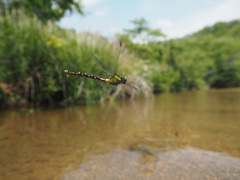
[0,13,152,107]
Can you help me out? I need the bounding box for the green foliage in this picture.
[1,12,239,108]
[1,0,84,22]
[124,18,149,37]
[0,13,147,108]
[119,19,240,92]
[151,67,180,93]
[120,18,165,44]
[0,88,10,106]
[186,20,240,88]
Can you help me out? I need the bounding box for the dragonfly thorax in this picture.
[121,76,127,84]
[108,74,127,85]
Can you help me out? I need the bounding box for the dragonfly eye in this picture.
[122,76,127,84]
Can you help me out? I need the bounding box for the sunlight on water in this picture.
[0,88,240,180]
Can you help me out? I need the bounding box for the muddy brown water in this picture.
[0,88,240,180]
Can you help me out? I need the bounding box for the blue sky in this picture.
[59,0,240,39]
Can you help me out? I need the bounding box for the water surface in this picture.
[0,88,240,180]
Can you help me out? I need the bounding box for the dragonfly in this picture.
[64,44,137,89]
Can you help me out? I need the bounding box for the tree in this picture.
[124,18,149,37]
[123,18,165,44]
[2,0,84,22]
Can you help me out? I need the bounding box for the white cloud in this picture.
[139,0,162,11]
[157,19,172,27]
[94,7,108,16]
[109,25,120,35]
[166,0,240,38]
[82,0,104,7]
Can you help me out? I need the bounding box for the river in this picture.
[0,88,240,180]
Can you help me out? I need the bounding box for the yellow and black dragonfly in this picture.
[64,53,127,85]
[64,45,136,89]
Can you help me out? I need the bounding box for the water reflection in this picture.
[0,88,240,180]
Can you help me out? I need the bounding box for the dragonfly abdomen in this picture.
[64,70,107,82]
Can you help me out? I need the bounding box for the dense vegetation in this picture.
[118,19,240,93]
[1,0,83,22]
[0,13,149,108]
[0,11,239,108]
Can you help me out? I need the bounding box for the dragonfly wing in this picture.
[90,53,113,75]
[126,83,138,91]
[113,41,122,74]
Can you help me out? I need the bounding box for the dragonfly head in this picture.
[121,76,127,84]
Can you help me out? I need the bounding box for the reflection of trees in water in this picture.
[0,113,8,131]
[25,113,36,132]
[72,96,163,166]
[116,96,155,134]
[0,111,21,131]
[100,96,169,166]
[1,89,240,180]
